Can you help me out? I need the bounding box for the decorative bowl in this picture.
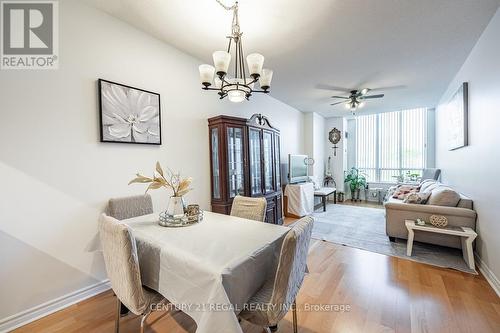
[430,215,448,228]
[158,210,203,227]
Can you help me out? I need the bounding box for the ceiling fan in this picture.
[330,88,384,111]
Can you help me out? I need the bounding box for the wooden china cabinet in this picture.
[208,114,283,225]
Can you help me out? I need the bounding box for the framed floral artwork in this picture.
[98,79,161,145]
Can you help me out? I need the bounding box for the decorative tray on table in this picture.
[158,210,204,227]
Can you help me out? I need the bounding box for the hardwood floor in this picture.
[13,240,500,333]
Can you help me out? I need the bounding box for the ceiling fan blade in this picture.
[316,84,353,92]
[331,95,349,99]
[331,101,347,106]
[361,94,385,99]
[370,85,406,92]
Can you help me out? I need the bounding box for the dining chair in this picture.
[107,194,153,221]
[239,216,314,333]
[107,194,154,316]
[99,214,166,333]
[230,195,268,222]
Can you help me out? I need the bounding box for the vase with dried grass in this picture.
[129,162,193,221]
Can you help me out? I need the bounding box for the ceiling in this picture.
[85,0,500,118]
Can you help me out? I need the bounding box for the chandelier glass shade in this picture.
[198,1,273,102]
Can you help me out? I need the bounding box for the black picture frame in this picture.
[98,79,162,145]
[447,82,468,151]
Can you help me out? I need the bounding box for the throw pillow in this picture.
[392,185,419,200]
[419,179,437,193]
[421,181,440,194]
[427,187,461,207]
[403,192,431,204]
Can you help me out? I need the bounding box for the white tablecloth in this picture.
[122,211,289,333]
[284,182,314,216]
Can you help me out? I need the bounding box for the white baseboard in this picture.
[475,254,500,297]
[0,279,110,333]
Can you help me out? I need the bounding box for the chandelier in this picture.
[198,1,273,103]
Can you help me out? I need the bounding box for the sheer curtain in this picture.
[355,108,428,182]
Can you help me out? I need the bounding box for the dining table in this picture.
[122,211,290,333]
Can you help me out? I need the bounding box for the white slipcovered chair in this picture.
[230,195,268,222]
[99,214,166,333]
[107,194,153,220]
[240,216,314,333]
[107,194,154,316]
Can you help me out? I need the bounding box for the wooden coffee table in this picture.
[405,220,477,270]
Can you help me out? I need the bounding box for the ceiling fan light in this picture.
[212,51,231,75]
[198,64,215,86]
[260,69,273,89]
[228,90,246,103]
[358,102,365,108]
[246,53,264,77]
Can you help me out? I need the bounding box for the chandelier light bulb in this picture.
[212,51,231,75]
[246,53,264,77]
[260,69,273,89]
[228,90,246,103]
[198,64,215,87]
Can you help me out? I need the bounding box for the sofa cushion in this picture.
[427,187,461,207]
[403,192,431,204]
[457,195,473,210]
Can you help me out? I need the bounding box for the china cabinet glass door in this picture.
[263,131,274,193]
[227,127,244,198]
[274,135,281,190]
[249,128,262,195]
[211,127,221,199]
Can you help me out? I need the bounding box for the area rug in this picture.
[312,204,477,274]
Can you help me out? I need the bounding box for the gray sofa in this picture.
[384,180,477,249]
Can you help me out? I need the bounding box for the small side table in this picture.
[405,220,477,270]
[314,187,337,212]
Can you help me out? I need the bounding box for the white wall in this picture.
[0,0,305,320]
[303,112,325,179]
[312,113,326,179]
[436,8,500,286]
[304,113,314,175]
[324,117,346,190]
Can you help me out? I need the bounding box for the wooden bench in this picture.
[314,187,337,212]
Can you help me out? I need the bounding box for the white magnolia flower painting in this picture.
[99,79,161,144]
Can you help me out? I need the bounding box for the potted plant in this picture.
[129,162,193,218]
[344,167,367,201]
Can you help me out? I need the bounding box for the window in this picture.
[355,108,428,182]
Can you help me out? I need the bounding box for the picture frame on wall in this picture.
[98,79,162,145]
[446,82,468,150]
